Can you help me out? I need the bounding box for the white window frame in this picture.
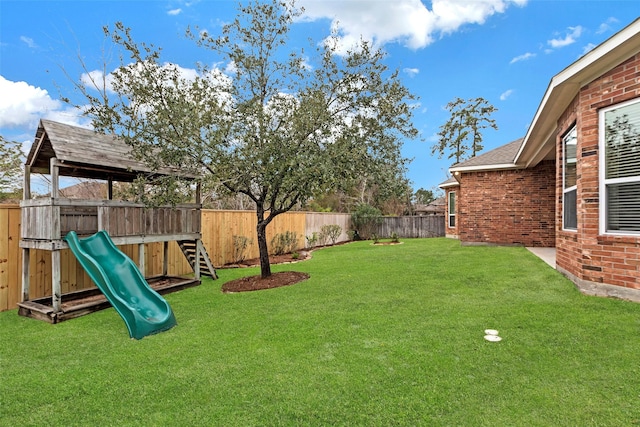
[599,97,640,236]
[562,126,578,231]
[447,191,455,228]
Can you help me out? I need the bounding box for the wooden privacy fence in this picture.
[0,206,351,312]
[0,206,21,312]
[373,215,445,238]
[203,210,353,266]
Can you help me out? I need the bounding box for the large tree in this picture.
[432,97,498,164]
[414,187,436,205]
[0,135,23,201]
[72,0,417,278]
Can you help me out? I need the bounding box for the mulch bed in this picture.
[221,271,310,293]
[220,252,312,293]
[220,242,353,293]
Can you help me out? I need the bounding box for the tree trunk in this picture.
[256,208,272,278]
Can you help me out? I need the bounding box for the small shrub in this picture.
[372,233,380,244]
[232,235,253,263]
[271,231,299,255]
[306,232,318,249]
[351,203,382,240]
[317,229,329,246]
[391,232,400,243]
[291,252,299,260]
[320,224,342,245]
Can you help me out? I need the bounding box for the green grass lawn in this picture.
[1,238,639,426]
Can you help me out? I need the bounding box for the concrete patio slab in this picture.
[526,247,556,269]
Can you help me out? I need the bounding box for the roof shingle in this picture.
[451,138,523,170]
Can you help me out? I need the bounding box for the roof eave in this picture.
[449,162,522,174]
[439,181,459,189]
[515,18,640,167]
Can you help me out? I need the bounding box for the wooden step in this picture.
[178,240,217,279]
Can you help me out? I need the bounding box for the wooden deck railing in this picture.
[20,199,201,246]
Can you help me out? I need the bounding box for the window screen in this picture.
[602,100,640,234]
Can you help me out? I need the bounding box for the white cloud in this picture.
[548,26,583,49]
[45,108,92,129]
[163,62,199,82]
[426,132,440,143]
[431,0,526,35]
[596,17,618,34]
[81,62,200,95]
[403,67,420,78]
[80,70,116,93]
[298,0,527,53]
[299,57,313,71]
[509,52,535,64]
[0,76,63,128]
[79,62,232,114]
[224,60,238,75]
[20,36,37,49]
[168,8,182,16]
[500,89,513,101]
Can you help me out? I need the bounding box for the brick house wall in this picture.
[555,53,640,295]
[457,161,556,247]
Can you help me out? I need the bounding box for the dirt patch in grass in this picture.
[221,271,310,293]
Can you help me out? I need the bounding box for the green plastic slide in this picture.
[64,230,177,339]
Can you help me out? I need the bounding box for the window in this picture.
[600,98,640,234]
[448,191,456,228]
[563,126,577,230]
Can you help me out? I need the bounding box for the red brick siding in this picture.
[458,161,556,247]
[556,53,640,290]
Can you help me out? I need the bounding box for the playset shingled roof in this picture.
[26,119,196,182]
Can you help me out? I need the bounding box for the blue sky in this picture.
[1,0,638,195]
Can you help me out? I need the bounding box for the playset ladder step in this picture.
[178,240,217,279]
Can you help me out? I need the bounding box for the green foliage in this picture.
[270,231,299,255]
[117,175,192,206]
[0,135,23,200]
[390,232,399,243]
[414,187,435,205]
[232,235,253,263]
[305,232,318,249]
[351,203,382,239]
[432,97,498,164]
[68,0,417,277]
[319,224,342,245]
[2,239,640,425]
[304,198,333,212]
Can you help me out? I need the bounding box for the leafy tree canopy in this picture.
[69,0,418,277]
[414,188,436,205]
[432,97,498,164]
[0,135,23,201]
